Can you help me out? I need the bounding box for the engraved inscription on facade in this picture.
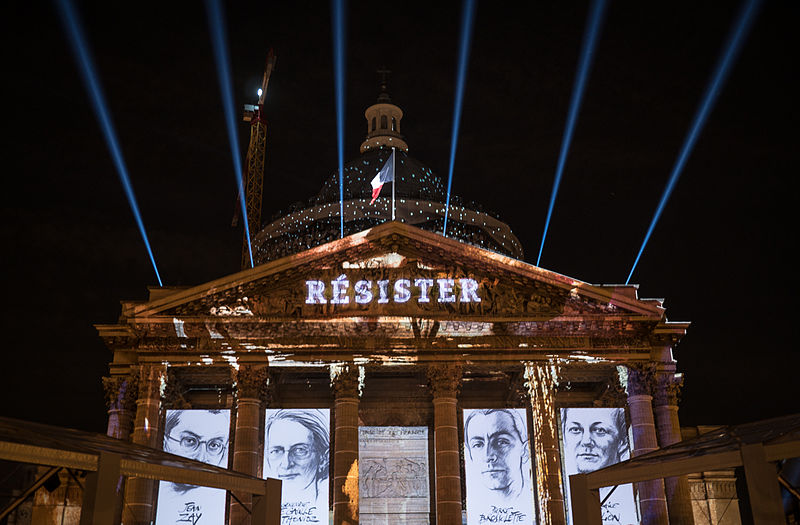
[359,426,430,525]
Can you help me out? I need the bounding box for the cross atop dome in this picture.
[376,66,392,103]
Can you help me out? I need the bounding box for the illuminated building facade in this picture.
[96,91,701,525]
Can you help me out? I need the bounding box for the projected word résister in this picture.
[305,275,481,305]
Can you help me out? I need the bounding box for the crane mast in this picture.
[240,49,276,269]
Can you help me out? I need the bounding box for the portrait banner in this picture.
[264,408,331,524]
[155,409,231,525]
[559,408,639,525]
[359,426,430,525]
[463,408,536,525]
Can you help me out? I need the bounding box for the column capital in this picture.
[653,373,683,407]
[595,369,628,408]
[162,367,192,409]
[507,371,529,408]
[626,362,658,397]
[102,373,139,412]
[136,364,166,401]
[427,364,463,398]
[234,364,270,403]
[330,363,360,398]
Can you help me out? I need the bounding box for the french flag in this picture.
[370,149,395,204]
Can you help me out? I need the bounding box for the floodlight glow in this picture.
[54,0,163,286]
[331,0,347,238]
[257,88,263,98]
[443,0,477,238]
[536,0,607,267]
[205,0,254,268]
[625,0,762,284]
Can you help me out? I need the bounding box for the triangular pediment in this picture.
[131,223,664,321]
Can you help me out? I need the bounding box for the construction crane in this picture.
[237,49,276,270]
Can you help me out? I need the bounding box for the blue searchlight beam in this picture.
[331,0,347,238]
[443,0,477,238]
[205,0,254,268]
[54,0,163,286]
[536,0,607,267]
[625,0,762,285]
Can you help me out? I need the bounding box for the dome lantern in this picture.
[359,68,409,153]
[253,71,524,264]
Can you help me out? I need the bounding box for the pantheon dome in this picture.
[253,83,523,264]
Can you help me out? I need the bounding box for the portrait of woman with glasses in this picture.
[264,409,330,524]
[155,409,231,525]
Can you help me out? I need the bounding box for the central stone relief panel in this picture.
[358,426,431,525]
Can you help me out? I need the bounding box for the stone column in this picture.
[102,372,139,525]
[123,364,166,525]
[331,364,360,525]
[653,372,695,525]
[102,372,138,440]
[427,364,463,525]
[230,364,270,525]
[626,364,669,525]
[524,363,566,525]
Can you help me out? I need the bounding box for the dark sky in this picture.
[2,1,797,434]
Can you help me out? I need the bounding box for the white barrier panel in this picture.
[155,409,231,525]
[463,408,536,524]
[263,409,330,524]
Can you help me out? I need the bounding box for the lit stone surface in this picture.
[359,426,430,525]
[94,219,693,525]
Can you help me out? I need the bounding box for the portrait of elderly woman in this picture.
[155,409,231,525]
[264,409,330,524]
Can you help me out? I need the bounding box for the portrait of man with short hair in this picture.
[560,407,639,525]
[155,409,231,525]
[463,408,536,525]
[561,407,629,473]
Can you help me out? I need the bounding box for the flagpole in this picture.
[391,147,396,221]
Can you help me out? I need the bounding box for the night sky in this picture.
[2,1,797,434]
